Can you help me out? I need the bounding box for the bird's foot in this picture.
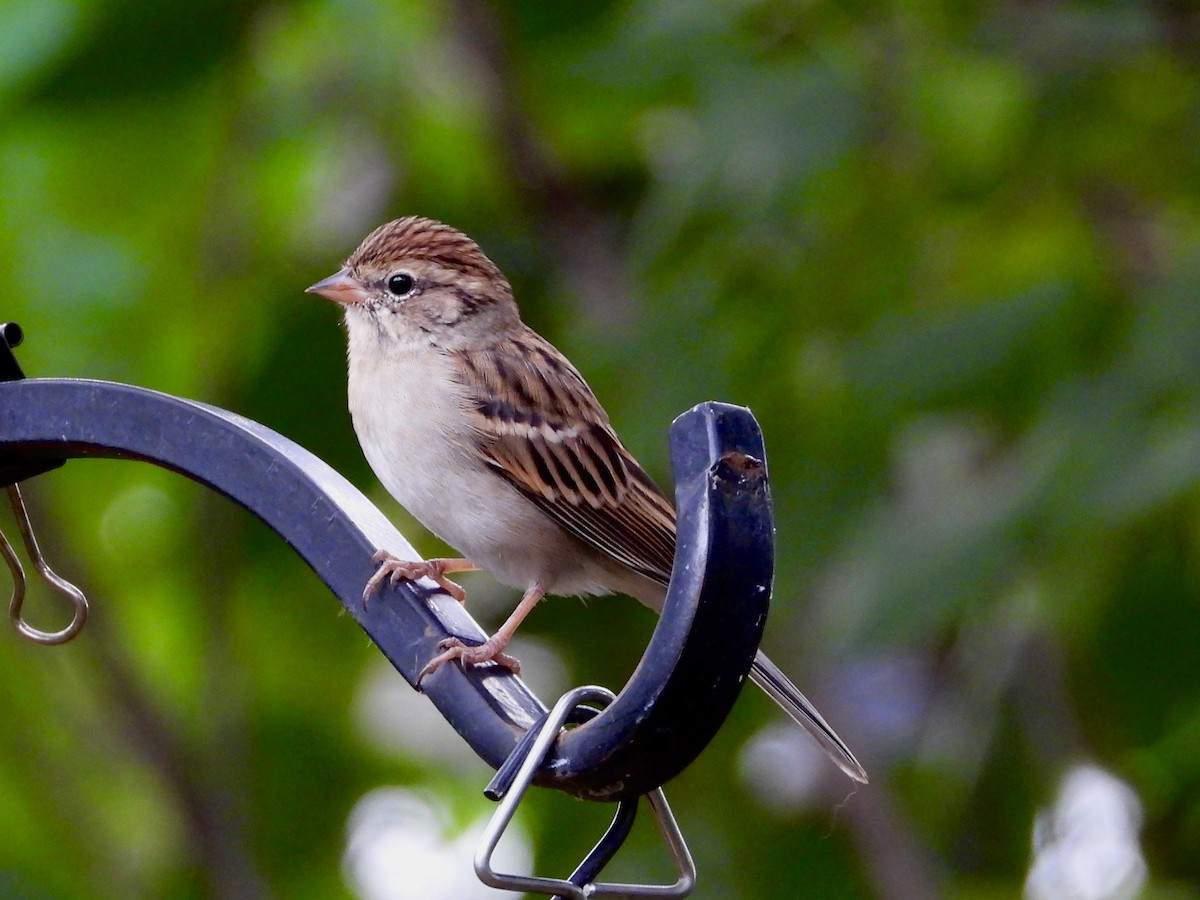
[416,635,521,683]
[363,551,468,604]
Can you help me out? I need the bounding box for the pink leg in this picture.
[364,551,478,604]
[417,585,546,683]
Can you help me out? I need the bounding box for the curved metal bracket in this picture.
[0,330,772,801]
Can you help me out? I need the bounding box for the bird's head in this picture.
[307,217,519,348]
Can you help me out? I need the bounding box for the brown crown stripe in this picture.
[351,216,504,283]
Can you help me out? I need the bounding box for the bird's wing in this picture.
[454,330,676,585]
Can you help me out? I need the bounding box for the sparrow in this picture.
[307,217,868,784]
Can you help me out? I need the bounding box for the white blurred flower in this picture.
[343,788,530,900]
[737,723,826,811]
[1024,764,1147,900]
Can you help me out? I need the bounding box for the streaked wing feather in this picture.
[519,463,675,584]
[457,330,676,585]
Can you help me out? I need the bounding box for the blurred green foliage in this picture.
[2,0,1200,897]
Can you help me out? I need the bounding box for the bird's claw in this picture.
[363,551,468,604]
[416,636,521,684]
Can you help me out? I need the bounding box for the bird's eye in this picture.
[386,272,416,296]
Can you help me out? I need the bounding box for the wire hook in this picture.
[4,484,88,644]
[475,685,696,898]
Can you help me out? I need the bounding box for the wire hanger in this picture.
[3,483,88,645]
[475,685,696,898]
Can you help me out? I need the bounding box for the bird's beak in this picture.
[306,267,369,305]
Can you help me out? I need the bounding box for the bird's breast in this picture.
[346,343,585,591]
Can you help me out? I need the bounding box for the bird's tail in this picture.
[750,650,869,784]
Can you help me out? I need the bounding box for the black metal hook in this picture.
[0,324,62,487]
[560,798,639,895]
[0,322,24,374]
[0,324,773,801]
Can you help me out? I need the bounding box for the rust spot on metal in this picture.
[719,450,763,477]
